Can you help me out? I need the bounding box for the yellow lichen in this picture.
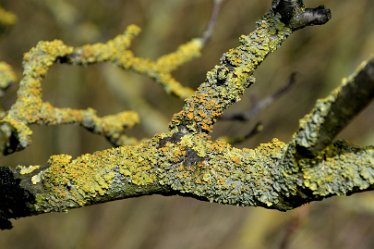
[0,62,16,96]
[1,22,206,154]
[18,165,40,175]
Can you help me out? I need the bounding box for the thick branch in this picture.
[1,133,373,229]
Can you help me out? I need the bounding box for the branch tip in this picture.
[273,0,331,30]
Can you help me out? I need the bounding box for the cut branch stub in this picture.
[272,0,331,30]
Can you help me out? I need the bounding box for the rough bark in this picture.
[1,1,373,230]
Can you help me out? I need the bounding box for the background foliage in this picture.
[0,0,373,248]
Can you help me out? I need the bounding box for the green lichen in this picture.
[30,137,162,212]
[67,25,198,99]
[1,38,140,152]
[0,118,32,152]
[299,141,374,196]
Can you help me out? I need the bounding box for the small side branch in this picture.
[0,24,206,154]
[170,11,293,133]
[292,59,374,157]
[0,38,140,154]
[63,25,198,99]
[201,0,225,45]
[225,122,263,145]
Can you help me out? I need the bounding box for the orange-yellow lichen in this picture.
[170,11,291,133]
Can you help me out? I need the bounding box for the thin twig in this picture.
[201,0,225,45]
[220,72,298,122]
[228,122,263,145]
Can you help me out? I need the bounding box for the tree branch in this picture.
[2,1,372,231]
[170,2,330,133]
[272,0,331,30]
[1,131,373,229]
[291,59,374,157]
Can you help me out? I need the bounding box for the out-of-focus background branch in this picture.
[0,0,373,248]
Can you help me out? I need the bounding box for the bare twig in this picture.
[227,122,263,145]
[201,0,225,45]
[220,72,297,122]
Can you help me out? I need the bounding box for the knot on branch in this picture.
[272,0,331,30]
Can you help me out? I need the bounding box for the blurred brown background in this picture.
[0,0,373,248]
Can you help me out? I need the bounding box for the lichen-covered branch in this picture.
[170,1,331,134]
[1,129,373,229]
[292,59,374,157]
[1,1,372,231]
[62,25,199,99]
[0,62,16,98]
[0,38,140,154]
[0,24,204,154]
[0,6,17,112]
[170,11,292,133]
